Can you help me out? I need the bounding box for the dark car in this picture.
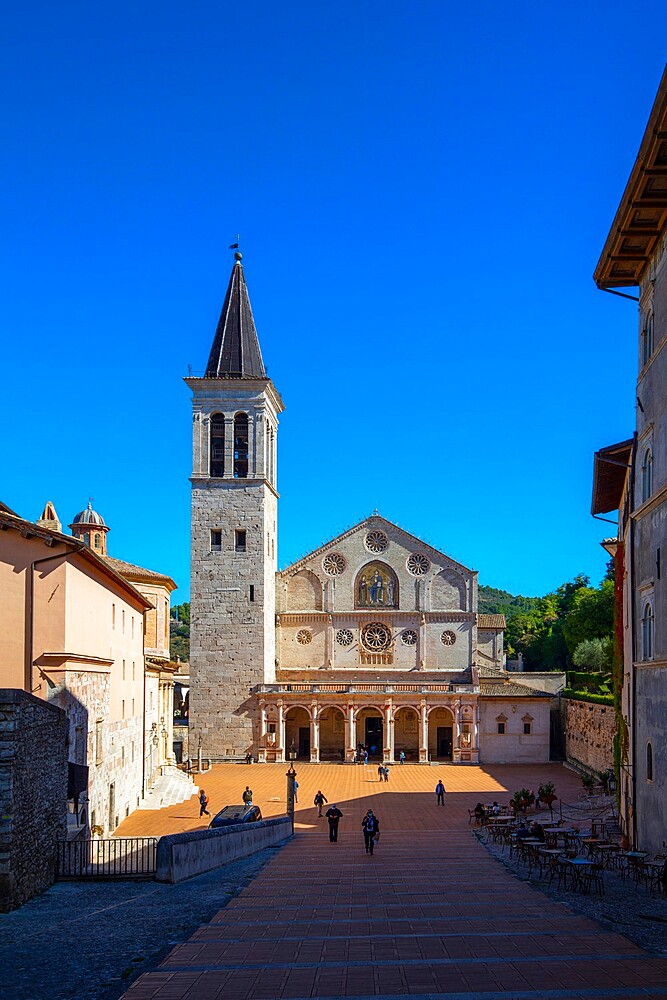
[209,804,262,828]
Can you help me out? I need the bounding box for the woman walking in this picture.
[361,809,380,855]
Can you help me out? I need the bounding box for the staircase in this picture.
[139,765,198,810]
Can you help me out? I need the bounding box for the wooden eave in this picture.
[591,438,633,515]
[595,67,667,289]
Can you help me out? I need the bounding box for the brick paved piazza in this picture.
[120,763,667,1000]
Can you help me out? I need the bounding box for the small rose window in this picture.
[440,630,456,646]
[407,552,430,576]
[296,629,312,645]
[336,628,353,646]
[365,530,388,553]
[322,552,346,575]
[401,629,418,646]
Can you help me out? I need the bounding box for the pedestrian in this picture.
[314,790,328,816]
[199,789,210,817]
[326,803,343,842]
[362,809,380,855]
[363,749,368,766]
[293,779,299,803]
[435,780,446,805]
[383,765,390,782]
[242,785,253,805]
[399,750,405,764]
[377,764,384,782]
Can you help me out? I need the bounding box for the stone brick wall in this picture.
[564,698,615,774]
[0,690,67,911]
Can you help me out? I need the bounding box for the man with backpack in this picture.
[314,790,328,817]
[362,809,380,855]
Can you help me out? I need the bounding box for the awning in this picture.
[591,439,633,515]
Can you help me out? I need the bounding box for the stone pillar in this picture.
[223,413,234,479]
[383,701,393,763]
[472,700,480,763]
[346,704,356,762]
[277,701,285,763]
[166,681,175,764]
[259,702,267,741]
[419,700,428,763]
[418,614,426,670]
[310,703,320,763]
[452,698,462,763]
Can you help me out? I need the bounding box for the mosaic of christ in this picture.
[354,562,399,608]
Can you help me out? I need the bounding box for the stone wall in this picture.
[0,690,68,911]
[564,698,615,774]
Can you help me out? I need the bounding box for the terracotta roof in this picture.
[477,613,506,629]
[102,555,177,592]
[595,66,667,288]
[205,257,266,378]
[591,438,633,515]
[481,680,552,699]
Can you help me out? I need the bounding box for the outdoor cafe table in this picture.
[545,828,577,845]
[588,843,620,868]
[621,851,649,881]
[562,856,595,891]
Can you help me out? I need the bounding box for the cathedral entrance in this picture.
[364,716,383,758]
[428,706,454,761]
[298,727,310,759]
[394,707,419,762]
[285,707,311,759]
[437,727,453,760]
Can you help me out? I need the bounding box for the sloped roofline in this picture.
[279,514,476,578]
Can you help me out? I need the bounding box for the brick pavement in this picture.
[119,763,667,999]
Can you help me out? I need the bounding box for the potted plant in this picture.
[581,772,596,795]
[510,788,535,814]
[538,781,558,814]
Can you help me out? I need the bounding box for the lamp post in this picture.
[286,763,297,831]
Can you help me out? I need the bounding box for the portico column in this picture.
[419,700,428,763]
[259,702,267,741]
[472,700,480,763]
[277,701,285,762]
[310,703,320,762]
[453,698,461,763]
[166,681,175,764]
[346,704,355,762]
[223,414,234,479]
[383,702,393,763]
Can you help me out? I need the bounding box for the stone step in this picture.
[139,768,198,810]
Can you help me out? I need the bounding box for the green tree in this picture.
[561,580,614,656]
[572,636,613,672]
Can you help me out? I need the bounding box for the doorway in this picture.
[298,726,310,758]
[437,726,453,760]
[365,717,383,757]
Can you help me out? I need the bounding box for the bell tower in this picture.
[186,253,284,758]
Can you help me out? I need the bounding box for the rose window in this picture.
[407,552,430,576]
[296,629,312,645]
[365,529,388,553]
[336,628,354,646]
[440,630,456,646]
[322,552,346,576]
[401,629,418,646]
[361,622,392,651]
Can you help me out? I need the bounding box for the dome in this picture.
[71,501,106,527]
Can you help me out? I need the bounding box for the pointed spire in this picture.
[205,254,267,378]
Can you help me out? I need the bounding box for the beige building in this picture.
[188,256,551,764]
[592,66,667,853]
[0,502,150,835]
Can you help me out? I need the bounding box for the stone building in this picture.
[188,256,552,764]
[592,66,667,853]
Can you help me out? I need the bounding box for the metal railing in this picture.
[56,837,158,879]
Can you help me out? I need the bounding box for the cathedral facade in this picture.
[187,256,551,764]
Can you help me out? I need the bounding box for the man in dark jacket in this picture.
[362,809,380,855]
[325,804,343,842]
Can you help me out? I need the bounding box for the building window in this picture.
[210,412,225,477]
[642,602,654,660]
[642,449,653,503]
[132,698,135,716]
[122,609,125,633]
[523,722,532,735]
[235,529,247,552]
[94,533,101,549]
[132,661,135,681]
[112,604,115,629]
[249,584,255,602]
[131,740,135,763]
[642,313,654,367]
[122,699,125,719]
[211,530,222,552]
[647,741,654,781]
[131,616,134,638]
[497,722,505,735]
[234,413,249,478]
[122,659,126,681]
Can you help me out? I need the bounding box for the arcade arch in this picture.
[317,706,345,760]
[428,705,454,760]
[355,706,383,757]
[284,706,311,758]
[394,706,419,761]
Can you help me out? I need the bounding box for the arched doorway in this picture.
[318,706,345,762]
[285,706,311,758]
[394,707,419,762]
[356,707,383,758]
[428,706,454,761]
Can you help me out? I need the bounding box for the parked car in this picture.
[209,804,262,828]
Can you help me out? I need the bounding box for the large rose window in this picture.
[365,530,388,553]
[361,622,392,652]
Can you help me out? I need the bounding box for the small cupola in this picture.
[69,500,110,555]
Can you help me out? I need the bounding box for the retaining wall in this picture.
[564,697,615,774]
[156,815,292,883]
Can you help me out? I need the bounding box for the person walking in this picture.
[293,779,299,803]
[377,764,384,782]
[199,789,210,818]
[325,803,343,842]
[242,785,253,806]
[382,765,390,783]
[399,750,405,764]
[314,790,328,816]
[435,780,446,806]
[362,809,380,855]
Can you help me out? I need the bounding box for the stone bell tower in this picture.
[186,253,284,758]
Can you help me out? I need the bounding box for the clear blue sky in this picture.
[2,2,665,602]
